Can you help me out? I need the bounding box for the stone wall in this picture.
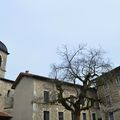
[12,76,33,120]
[0,80,13,111]
[97,75,120,120]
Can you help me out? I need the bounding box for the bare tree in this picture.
[51,45,112,120]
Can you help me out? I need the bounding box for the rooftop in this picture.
[0,41,9,54]
[0,111,12,118]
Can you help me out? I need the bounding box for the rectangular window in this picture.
[106,95,112,105]
[109,112,114,120]
[58,112,64,120]
[83,113,86,120]
[92,113,96,120]
[44,91,49,102]
[44,111,49,120]
[116,76,120,86]
[71,112,75,120]
[104,81,109,89]
[91,100,94,107]
[4,90,14,108]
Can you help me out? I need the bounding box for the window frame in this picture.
[92,113,96,120]
[0,55,3,67]
[116,75,120,86]
[104,81,109,90]
[71,112,75,120]
[44,91,49,103]
[43,111,50,120]
[82,113,87,120]
[106,95,112,106]
[109,112,114,120]
[58,112,64,120]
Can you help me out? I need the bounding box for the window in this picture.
[0,55,2,67]
[44,111,49,120]
[44,91,49,102]
[106,95,112,105]
[7,90,10,97]
[104,81,109,90]
[4,90,14,108]
[71,112,75,120]
[119,90,120,96]
[91,100,95,107]
[82,113,86,120]
[109,112,114,120]
[92,113,96,120]
[58,112,64,120]
[116,76,120,86]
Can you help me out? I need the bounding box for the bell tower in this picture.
[0,41,9,78]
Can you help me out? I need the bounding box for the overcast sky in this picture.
[0,0,120,80]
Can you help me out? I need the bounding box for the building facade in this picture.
[0,41,13,120]
[97,67,120,120]
[11,72,101,120]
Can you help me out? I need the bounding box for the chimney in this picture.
[25,70,29,74]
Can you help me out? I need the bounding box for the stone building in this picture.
[0,41,101,120]
[0,41,13,120]
[11,72,100,120]
[97,66,120,120]
[0,41,120,120]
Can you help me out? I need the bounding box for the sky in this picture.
[0,0,120,80]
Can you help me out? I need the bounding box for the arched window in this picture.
[0,55,2,67]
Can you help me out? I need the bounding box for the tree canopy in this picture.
[51,45,112,120]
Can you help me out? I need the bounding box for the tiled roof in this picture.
[11,72,96,94]
[0,78,14,83]
[0,112,12,118]
[12,72,82,89]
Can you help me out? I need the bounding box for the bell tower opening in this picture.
[0,55,2,67]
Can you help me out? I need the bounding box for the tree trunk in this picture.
[72,111,80,120]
